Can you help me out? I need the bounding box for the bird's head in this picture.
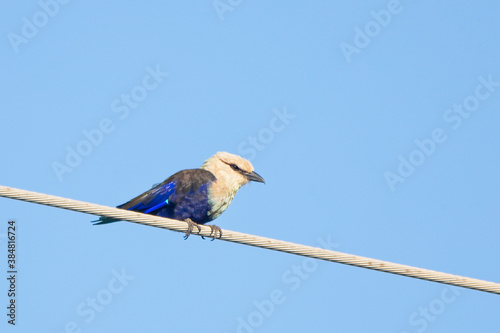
[201,152,265,190]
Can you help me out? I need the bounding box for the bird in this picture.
[93,151,265,239]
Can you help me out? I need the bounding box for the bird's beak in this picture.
[245,171,265,184]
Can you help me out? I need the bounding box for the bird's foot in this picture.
[183,218,202,240]
[208,225,222,241]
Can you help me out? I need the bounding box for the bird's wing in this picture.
[117,169,217,214]
[169,169,217,196]
[117,181,176,213]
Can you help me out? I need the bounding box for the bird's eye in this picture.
[230,164,240,171]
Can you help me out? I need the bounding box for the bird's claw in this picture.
[208,225,222,241]
[183,219,222,241]
[183,219,202,240]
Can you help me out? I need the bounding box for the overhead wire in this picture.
[1,184,499,295]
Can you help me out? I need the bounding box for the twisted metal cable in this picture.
[1,184,499,295]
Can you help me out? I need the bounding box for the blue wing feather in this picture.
[118,181,176,213]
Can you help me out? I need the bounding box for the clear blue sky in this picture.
[1,1,500,332]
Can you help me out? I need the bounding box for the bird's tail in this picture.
[91,216,120,225]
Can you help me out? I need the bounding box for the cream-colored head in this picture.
[201,151,265,190]
[201,152,265,220]
[201,152,265,219]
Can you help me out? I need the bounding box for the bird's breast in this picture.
[207,181,239,220]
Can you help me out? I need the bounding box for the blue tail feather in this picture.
[92,216,120,225]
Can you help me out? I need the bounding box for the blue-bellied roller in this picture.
[93,152,265,239]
